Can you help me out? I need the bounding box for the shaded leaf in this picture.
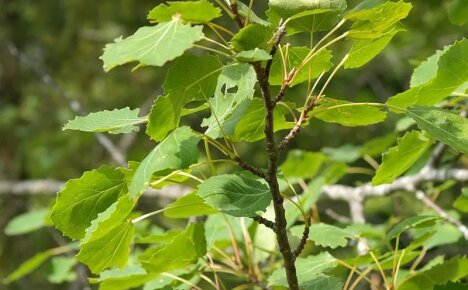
[204,214,251,249]
[360,133,396,157]
[387,39,468,108]
[202,64,257,138]
[372,131,432,185]
[235,48,272,62]
[142,223,206,273]
[230,23,273,51]
[147,0,221,24]
[4,208,49,236]
[280,150,327,178]
[129,127,201,199]
[237,1,271,26]
[101,18,204,71]
[407,106,468,155]
[51,165,127,240]
[197,171,271,217]
[77,222,134,274]
[384,215,440,242]
[322,144,362,163]
[47,256,76,284]
[164,193,218,218]
[292,223,353,249]
[447,0,468,26]
[312,98,387,127]
[3,251,53,284]
[146,55,222,141]
[454,188,468,213]
[63,108,145,134]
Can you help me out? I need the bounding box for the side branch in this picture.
[293,212,312,258]
[234,157,266,178]
[252,215,276,231]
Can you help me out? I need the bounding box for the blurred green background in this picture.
[0,0,466,289]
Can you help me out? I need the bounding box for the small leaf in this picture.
[235,48,272,62]
[237,1,271,26]
[410,45,451,88]
[51,165,127,240]
[129,127,201,199]
[345,1,412,39]
[406,106,468,155]
[267,252,337,288]
[322,144,363,163]
[292,223,353,249]
[372,131,432,185]
[280,150,327,178]
[93,266,159,290]
[4,208,49,236]
[63,108,145,134]
[312,98,387,127]
[269,47,333,86]
[204,214,251,249]
[47,256,76,284]
[101,18,204,72]
[384,215,440,242]
[202,64,257,138]
[142,223,206,273]
[147,0,221,24]
[3,251,53,284]
[232,98,294,142]
[345,25,404,69]
[230,24,273,51]
[146,54,222,141]
[454,188,468,213]
[164,193,218,218]
[360,133,396,157]
[77,221,134,274]
[387,39,468,108]
[197,171,271,217]
[447,0,468,26]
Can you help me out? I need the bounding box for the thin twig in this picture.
[252,215,276,231]
[293,212,312,258]
[234,156,265,177]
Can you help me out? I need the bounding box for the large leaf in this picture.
[387,39,468,108]
[312,98,387,126]
[372,131,432,185]
[4,208,49,236]
[129,126,201,198]
[232,98,294,142]
[399,256,468,290]
[345,25,404,69]
[345,1,412,39]
[51,165,127,240]
[269,47,333,86]
[267,252,338,288]
[147,0,221,24]
[406,106,468,155]
[63,108,145,134]
[197,171,271,217]
[146,55,222,141]
[164,193,218,218]
[202,64,257,138]
[230,24,273,51]
[142,223,206,273]
[101,18,203,71]
[410,45,451,88]
[280,150,327,178]
[77,222,134,274]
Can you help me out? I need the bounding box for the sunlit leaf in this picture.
[230,23,273,51]
[454,188,468,213]
[280,150,327,178]
[47,256,76,284]
[235,48,272,62]
[164,193,218,218]
[384,215,440,241]
[147,0,221,24]
[291,223,353,249]
[4,208,49,236]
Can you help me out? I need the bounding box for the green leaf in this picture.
[237,1,271,26]
[51,165,127,240]
[360,133,396,157]
[234,48,272,62]
[129,127,201,199]
[204,214,251,249]
[292,223,353,249]
[146,54,222,141]
[399,257,468,290]
[372,131,432,185]
[312,98,387,127]
[387,39,468,108]
[269,47,333,86]
[384,215,440,242]
[164,192,218,218]
[230,23,273,51]
[4,208,49,236]
[101,18,204,72]
[91,266,162,290]
[232,98,294,142]
[47,256,76,284]
[142,223,206,273]
[322,144,363,163]
[3,251,53,284]
[410,46,451,88]
[454,188,468,213]
[147,0,221,24]
[63,108,145,134]
[267,252,337,288]
[77,221,134,274]
[197,171,271,217]
[280,150,327,178]
[412,222,462,249]
[202,64,257,138]
[406,106,468,155]
[345,1,412,39]
[345,25,404,69]
[447,0,468,26]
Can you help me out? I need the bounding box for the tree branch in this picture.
[252,215,276,231]
[293,212,312,258]
[234,156,266,178]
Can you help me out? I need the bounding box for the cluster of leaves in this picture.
[3,0,467,289]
